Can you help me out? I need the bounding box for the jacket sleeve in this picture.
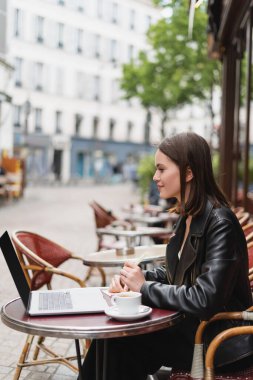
[141,218,243,320]
[143,265,169,283]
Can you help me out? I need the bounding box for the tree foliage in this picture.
[137,154,155,201]
[120,0,221,138]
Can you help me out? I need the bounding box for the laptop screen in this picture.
[0,231,30,308]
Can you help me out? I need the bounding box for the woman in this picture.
[80,132,253,380]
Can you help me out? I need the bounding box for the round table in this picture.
[1,297,183,380]
[83,244,166,267]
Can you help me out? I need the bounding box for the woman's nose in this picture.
[153,172,158,181]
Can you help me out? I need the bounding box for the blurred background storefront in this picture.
[1,0,161,184]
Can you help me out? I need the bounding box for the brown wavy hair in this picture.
[158,132,229,216]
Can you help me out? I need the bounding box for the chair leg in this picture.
[81,338,91,357]
[14,334,87,377]
[14,334,34,380]
[147,375,159,380]
[84,267,93,282]
[84,266,107,286]
[98,267,106,286]
[37,342,79,372]
[33,335,45,360]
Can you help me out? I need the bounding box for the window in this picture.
[93,76,100,101]
[35,16,44,43]
[14,57,22,87]
[110,39,118,63]
[127,121,133,140]
[34,62,43,91]
[146,15,152,31]
[13,105,22,128]
[76,0,84,12]
[109,119,115,139]
[55,111,62,134]
[96,0,103,19]
[111,80,118,103]
[129,9,135,30]
[76,28,83,54]
[56,67,64,95]
[57,23,64,49]
[111,2,118,24]
[94,34,100,58]
[76,72,85,98]
[14,9,22,37]
[128,45,134,61]
[93,116,99,138]
[35,108,42,132]
[75,114,83,135]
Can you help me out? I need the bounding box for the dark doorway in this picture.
[53,149,62,180]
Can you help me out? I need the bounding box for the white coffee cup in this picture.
[112,291,142,315]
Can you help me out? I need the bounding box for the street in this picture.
[0,183,139,379]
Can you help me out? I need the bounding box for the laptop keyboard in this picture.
[39,292,73,310]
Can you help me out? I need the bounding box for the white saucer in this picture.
[104,305,152,321]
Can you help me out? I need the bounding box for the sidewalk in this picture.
[0,183,139,379]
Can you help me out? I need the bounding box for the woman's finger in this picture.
[109,275,125,292]
[120,268,130,278]
[124,261,137,268]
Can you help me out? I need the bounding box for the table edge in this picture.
[1,298,184,340]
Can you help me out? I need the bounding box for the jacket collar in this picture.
[171,198,214,237]
[166,199,214,285]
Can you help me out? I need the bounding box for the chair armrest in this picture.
[69,254,84,261]
[55,254,106,287]
[24,264,51,271]
[46,267,86,287]
[24,264,86,288]
[195,306,253,345]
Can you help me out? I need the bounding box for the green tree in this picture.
[137,154,155,202]
[120,0,221,139]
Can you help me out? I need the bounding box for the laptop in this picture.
[0,231,109,316]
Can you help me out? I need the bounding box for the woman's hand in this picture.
[108,274,128,293]
[120,261,145,292]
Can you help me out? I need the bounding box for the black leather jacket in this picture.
[141,200,253,367]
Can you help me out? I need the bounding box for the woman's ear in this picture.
[186,167,193,183]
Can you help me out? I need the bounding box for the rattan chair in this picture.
[238,212,251,227]
[231,206,245,218]
[90,200,117,228]
[0,174,7,197]
[243,222,253,243]
[87,201,131,284]
[89,200,131,250]
[169,306,253,380]
[247,242,253,292]
[11,230,93,380]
